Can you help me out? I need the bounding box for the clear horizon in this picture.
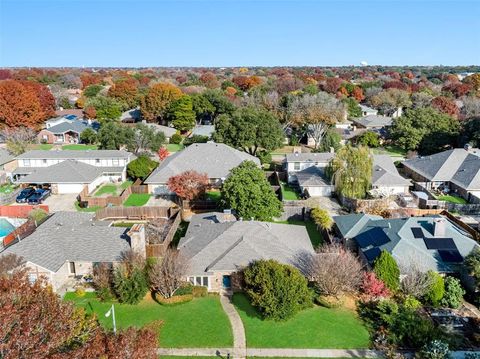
[1,0,479,67]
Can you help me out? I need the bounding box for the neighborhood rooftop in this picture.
[3,212,130,272]
[352,115,392,128]
[17,149,133,159]
[285,152,335,162]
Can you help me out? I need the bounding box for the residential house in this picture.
[284,152,335,197]
[359,104,378,117]
[38,118,98,144]
[0,148,15,182]
[145,143,260,195]
[13,150,134,194]
[190,125,215,139]
[55,109,84,118]
[1,211,144,291]
[333,213,479,273]
[371,155,410,196]
[45,114,79,129]
[120,108,142,123]
[402,147,480,203]
[178,212,314,292]
[145,123,177,142]
[351,115,393,130]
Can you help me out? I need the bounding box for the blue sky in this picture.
[1,0,479,67]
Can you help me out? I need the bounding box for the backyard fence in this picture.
[0,204,49,218]
[95,206,175,220]
[145,210,182,257]
[0,187,22,206]
[78,179,149,208]
[1,213,50,249]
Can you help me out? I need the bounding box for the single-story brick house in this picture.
[178,212,315,292]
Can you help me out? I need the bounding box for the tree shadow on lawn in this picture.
[232,293,263,320]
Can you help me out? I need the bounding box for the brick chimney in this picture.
[128,224,146,258]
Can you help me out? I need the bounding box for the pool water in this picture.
[0,219,16,237]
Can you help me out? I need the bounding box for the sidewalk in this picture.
[220,294,247,358]
[156,348,381,357]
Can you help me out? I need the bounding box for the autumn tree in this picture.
[431,96,459,118]
[0,80,45,128]
[158,147,170,160]
[322,77,344,94]
[108,78,139,108]
[20,80,56,118]
[370,88,411,116]
[167,170,209,201]
[232,75,262,91]
[140,82,183,122]
[327,145,373,199]
[305,243,363,298]
[361,272,390,300]
[290,93,345,149]
[464,73,480,91]
[199,72,219,88]
[213,107,284,156]
[149,248,189,299]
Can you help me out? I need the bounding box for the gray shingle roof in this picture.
[372,155,410,187]
[190,125,215,138]
[403,148,480,188]
[0,148,14,165]
[359,104,377,113]
[334,214,479,272]
[296,167,331,187]
[2,212,130,272]
[16,160,123,184]
[17,150,133,160]
[45,121,92,135]
[145,124,177,137]
[145,143,260,184]
[178,212,315,274]
[285,152,334,163]
[352,115,392,128]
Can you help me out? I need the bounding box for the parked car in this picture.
[27,188,51,204]
[16,187,36,203]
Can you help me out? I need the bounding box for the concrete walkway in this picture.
[220,294,247,358]
[156,348,381,357]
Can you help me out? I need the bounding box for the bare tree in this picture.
[305,243,363,297]
[0,254,24,277]
[399,258,432,298]
[1,127,37,156]
[290,92,345,149]
[461,96,480,119]
[148,248,188,299]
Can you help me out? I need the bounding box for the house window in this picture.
[294,162,300,170]
[188,276,209,288]
[112,159,119,166]
[202,277,209,287]
[23,159,31,167]
[188,277,195,285]
[196,277,202,286]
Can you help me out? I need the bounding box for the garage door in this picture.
[56,183,85,194]
[306,186,333,197]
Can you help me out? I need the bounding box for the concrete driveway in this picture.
[43,193,79,212]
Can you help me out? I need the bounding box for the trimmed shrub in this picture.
[244,259,312,321]
[310,207,333,230]
[113,266,149,305]
[373,250,400,291]
[170,133,182,144]
[156,293,193,305]
[361,271,390,300]
[440,277,464,309]
[424,271,445,307]
[192,286,208,298]
[127,155,159,180]
[174,284,193,296]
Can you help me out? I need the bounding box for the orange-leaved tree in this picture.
[167,170,209,201]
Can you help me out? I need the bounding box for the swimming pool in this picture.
[0,218,16,237]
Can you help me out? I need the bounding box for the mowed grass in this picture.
[372,145,407,158]
[123,193,151,206]
[32,143,54,150]
[94,184,118,196]
[436,194,468,204]
[65,292,233,348]
[62,144,98,150]
[167,143,184,152]
[74,201,102,212]
[274,219,323,248]
[280,181,300,200]
[205,190,221,202]
[233,293,369,349]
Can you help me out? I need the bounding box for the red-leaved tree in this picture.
[431,96,459,118]
[360,271,390,300]
[167,170,209,200]
[158,147,170,161]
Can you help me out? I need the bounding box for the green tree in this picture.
[83,84,103,98]
[373,250,400,291]
[221,160,282,221]
[127,155,159,180]
[167,96,196,132]
[357,131,380,147]
[126,123,166,154]
[310,207,333,230]
[191,93,215,123]
[317,128,341,153]
[440,277,464,309]
[202,89,236,120]
[462,117,480,147]
[327,145,373,199]
[85,95,123,122]
[213,107,284,156]
[342,97,362,118]
[465,247,480,293]
[389,107,460,154]
[423,271,445,307]
[80,127,98,144]
[97,122,129,150]
[113,264,148,305]
[243,259,312,320]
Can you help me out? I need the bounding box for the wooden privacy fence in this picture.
[0,187,22,206]
[145,210,182,258]
[0,205,49,218]
[2,214,50,249]
[95,206,176,220]
[79,179,149,208]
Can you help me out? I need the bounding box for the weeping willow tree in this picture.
[327,145,373,199]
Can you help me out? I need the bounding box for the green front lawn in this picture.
[65,292,233,348]
[233,293,369,349]
[33,143,54,150]
[94,184,118,196]
[274,219,323,248]
[167,144,184,152]
[62,144,98,150]
[372,145,407,158]
[123,193,151,206]
[280,181,300,200]
[435,194,468,204]
[0,184,16,194]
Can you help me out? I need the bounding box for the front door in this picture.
[222,275,231,288]
[68,262,76,276]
